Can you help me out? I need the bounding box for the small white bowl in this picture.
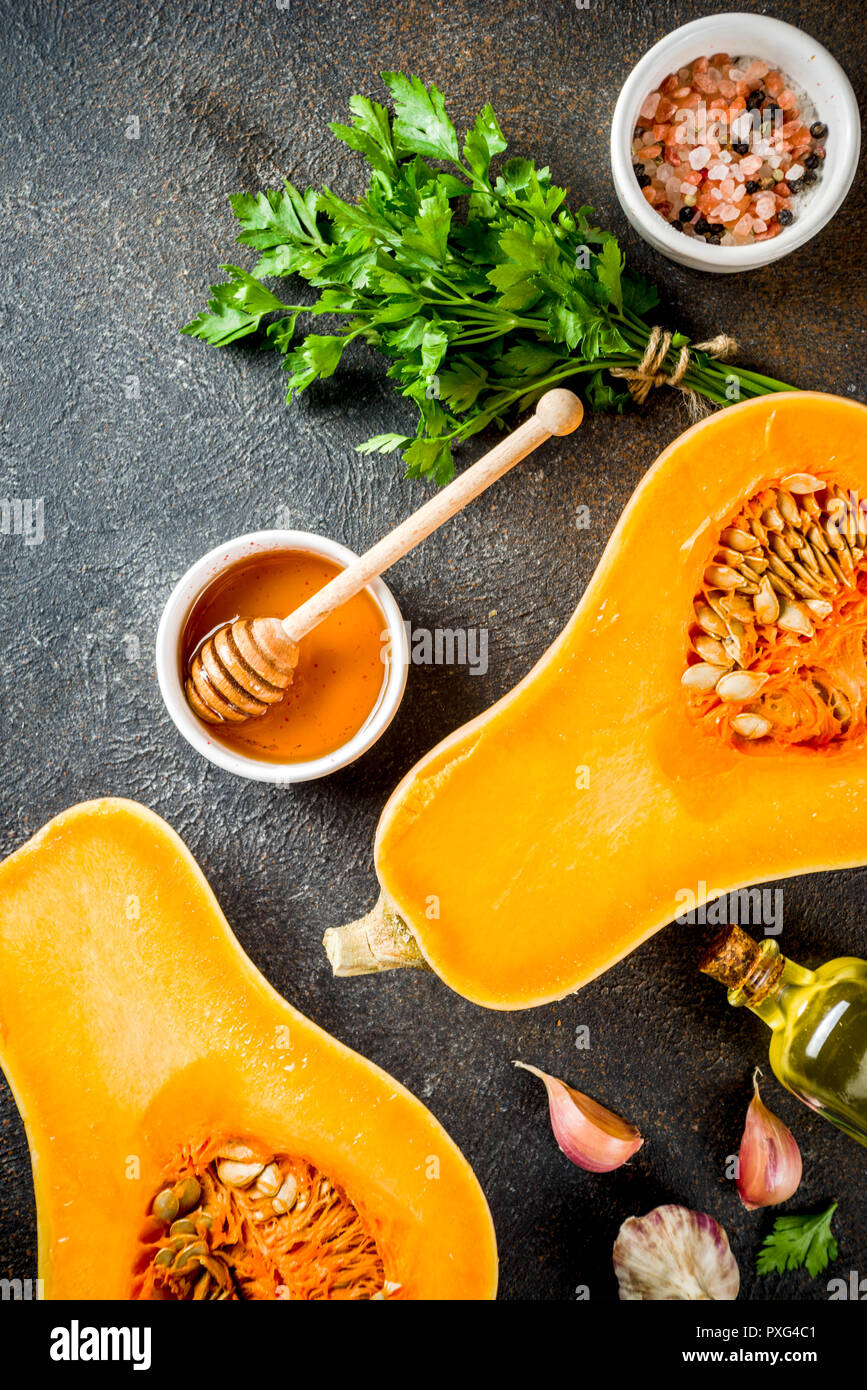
[155,530,409,784]
[610,12,860,273]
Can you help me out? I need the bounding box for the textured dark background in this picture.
[0,0,865,1302]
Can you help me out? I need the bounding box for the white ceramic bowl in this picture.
[156,530,409,784]
[610,13,860,272]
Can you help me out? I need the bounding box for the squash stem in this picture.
[323,893,429,976]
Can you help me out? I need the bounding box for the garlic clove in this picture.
[613,1205,740,1301]
[514,1061,642,1172]
[737,1070,802,1210]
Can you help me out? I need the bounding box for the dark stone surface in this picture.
[0,0,865,1301]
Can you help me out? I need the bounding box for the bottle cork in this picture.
[699,924,784,1001]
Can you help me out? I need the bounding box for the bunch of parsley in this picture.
[183,72,794,484]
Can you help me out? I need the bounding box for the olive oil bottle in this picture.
[701,925,867,1148]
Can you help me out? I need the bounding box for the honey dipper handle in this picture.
[281,389,583,643]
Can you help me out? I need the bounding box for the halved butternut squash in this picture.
[0,799,497,1299]
[325,393,867,1009]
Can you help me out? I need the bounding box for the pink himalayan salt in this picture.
[788,163,805,180]
[733,213,754,236]
[635,53,827,245]
[744,61,769,83]
[640,91,661,120]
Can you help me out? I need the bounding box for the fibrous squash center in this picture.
[133,1137,390,1301]
[684,473,867,749]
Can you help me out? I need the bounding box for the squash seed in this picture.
[806,598,833,619]
[720,527,754,551]
[217,1140,260,1163]
[753,577,780,626]
[252,1163,282,1199]
[782,473,823,494]
[731,712,772,740]
[272,1175,299,1214]
[152,1189,180,1223]
[682,663,729,693]
[777,602,813,638]
[175,1177,202,1215]
[704,564,742,590]
[695,603,727,638]
[693,634,730,666]
[716,670,769,702]
[217,1158,265,1188]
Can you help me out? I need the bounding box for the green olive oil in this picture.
[701,925,867,1147]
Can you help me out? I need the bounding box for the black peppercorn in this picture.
[635,171,652,188]
[804,153,820,169]
[810,121,828,139]
[732,141,749,156]
[778,209,794,226]
[694,217,710,235]
[745,180,760,194]
[801,170,817,186]
[746,90,765,111]
[678,205,696,222]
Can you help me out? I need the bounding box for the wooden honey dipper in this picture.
[186,389,583,726]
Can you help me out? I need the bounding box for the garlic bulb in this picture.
[514,1062,642,1172]
[737,1070,802,1210]
[613,1206,740,1300]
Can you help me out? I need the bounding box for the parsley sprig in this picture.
[756,1202,839,1278]
[183,72,796,483]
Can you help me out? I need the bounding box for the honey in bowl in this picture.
[182,550,390,764]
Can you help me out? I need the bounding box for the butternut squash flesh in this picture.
[0,799,497,1299]
[373,394,867,1009]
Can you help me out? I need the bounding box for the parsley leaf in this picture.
[329,95,397,177]
[382,71,460,163]
[595,238,624,313]
[463,104,507,182]
[356,433,413,455]
[181,266,289,345]
[756,1203,839,1278]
